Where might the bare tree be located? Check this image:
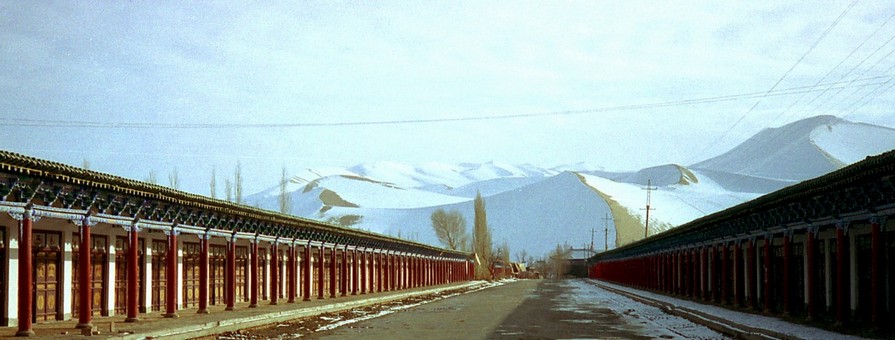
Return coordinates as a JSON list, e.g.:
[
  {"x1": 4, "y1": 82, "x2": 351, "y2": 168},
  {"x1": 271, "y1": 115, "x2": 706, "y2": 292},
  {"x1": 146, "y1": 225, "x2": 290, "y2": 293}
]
[
  {"x1": 515, "y1": 249, "x2": 529, "y2": 264},
  {"x1": 210, "y1": 166, "x2": 217, "y2": 199},
  {"x1": 82, "y1": 158, "x2": 90, "y2": 170},
  {"x1": 147, "y1": 170, "x2": 158, "y2": 185},
  {"x1": 168, "y1": 167, "x2": 179, "y2": 190},
  {"x1": 430, "y1": 209, "x2": 469, "y2": 251},
  {"x1": 278, "y1": 165, "x2": 292, "y2": 214},
  {"x1": 234, "y1": 160, "x2": 243, "y2": 204},
  {"x1": 225, "y1": 178, "x2": 233, "y2": 202},
  {"x1": 473, "y1": 192, "x2": 492, "y2": 280}
]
